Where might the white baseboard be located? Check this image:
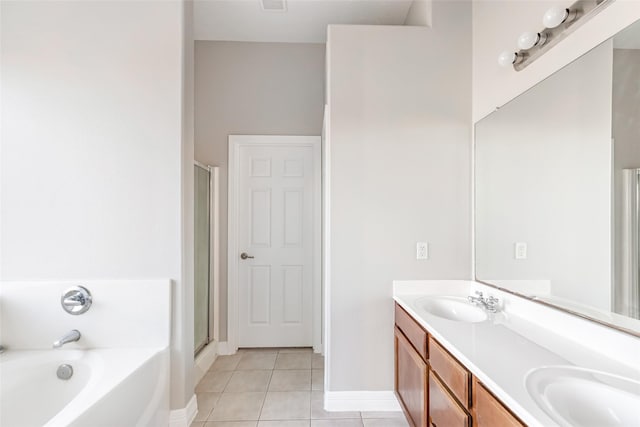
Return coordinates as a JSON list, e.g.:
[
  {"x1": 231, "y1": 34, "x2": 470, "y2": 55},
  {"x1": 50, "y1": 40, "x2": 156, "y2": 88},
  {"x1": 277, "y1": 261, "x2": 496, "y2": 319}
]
[
  {"x1": 216, "y1": 341, "x2": 235, "y2": 355},
  {"x1": 194, "y1": 342, "x2": 218, "y2": 385},
  {"x1": 169, "y1": 394, "x2": 198, "y2": 427},
  {"x1": 324, "y1": 391, "x2": 401, "y2": 412}
]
